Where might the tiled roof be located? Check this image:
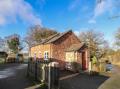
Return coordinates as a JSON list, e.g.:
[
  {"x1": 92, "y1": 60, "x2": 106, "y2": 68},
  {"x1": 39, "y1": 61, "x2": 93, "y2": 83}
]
[
  {"x1": 31, "y1": 30, "x2": 74, "y2": 47},
  {"x1": 65, "y1": 43, "x2": 85, "y2": 52},
  {"x1": 43, "y1": 33, "x2": 60, "y2": 44},
  {"x1": 31, "y1": 30, "x2": 82, "y2": 48},
  {"x1": 44, "y1": 30, "x2": 72, "y2": 44}
]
